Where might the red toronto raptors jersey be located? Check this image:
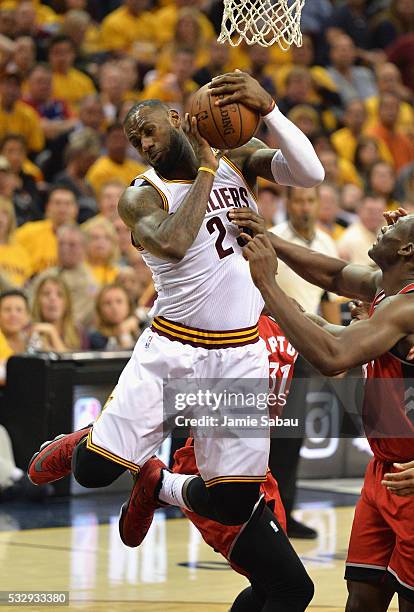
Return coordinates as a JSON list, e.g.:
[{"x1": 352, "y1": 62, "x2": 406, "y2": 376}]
[
  {"x1": 364, "y1": 283, "x2": 414, "y2": 462},
  {"x1": 258, "y1": 314, "x2": 298, "y2": 415}
]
